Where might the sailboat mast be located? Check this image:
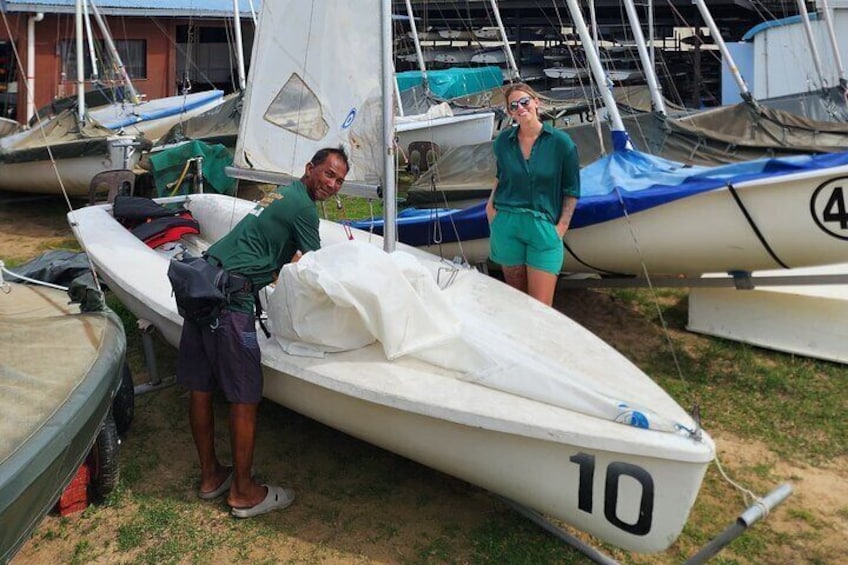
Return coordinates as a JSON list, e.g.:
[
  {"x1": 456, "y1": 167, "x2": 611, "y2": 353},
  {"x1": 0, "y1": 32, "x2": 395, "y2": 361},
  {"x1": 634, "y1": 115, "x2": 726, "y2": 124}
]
[
  {"x1": 82, "y1": 0, "x2": 99, "y2": 81},
  {"x1": 403, "y1": 0, "x2": 429, "y2": 93},
  {"x1": 795, "y1": 0, "x2": 827, "y2": 89},
  {"x1": 489, "y1": 0, "x2": 519, "y2": 81},
  {"x1": 622, "y1": 0, "x2": 666, "y2": 115},
  {"x1": 818, "y1": 0, "x2": 847, "y2": 90},
  {"x1": 381, "y1": 0, "x2": 397, "y2": 252},
  {"x1": 89, "y1": 0, "x2": 140, "y2": 103},
  {"x1": 691, "y1": 0, "x2": 758, "y2": 109},
  {"x1": 232, "y1": 0, "x2": 247, "y2": 91},
  {"x1": 75, "y1": 0, "x2": 85, "y2": 122},
  {"x1": 562, "y1": 0, "x2": 629, "y2": 148}
]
